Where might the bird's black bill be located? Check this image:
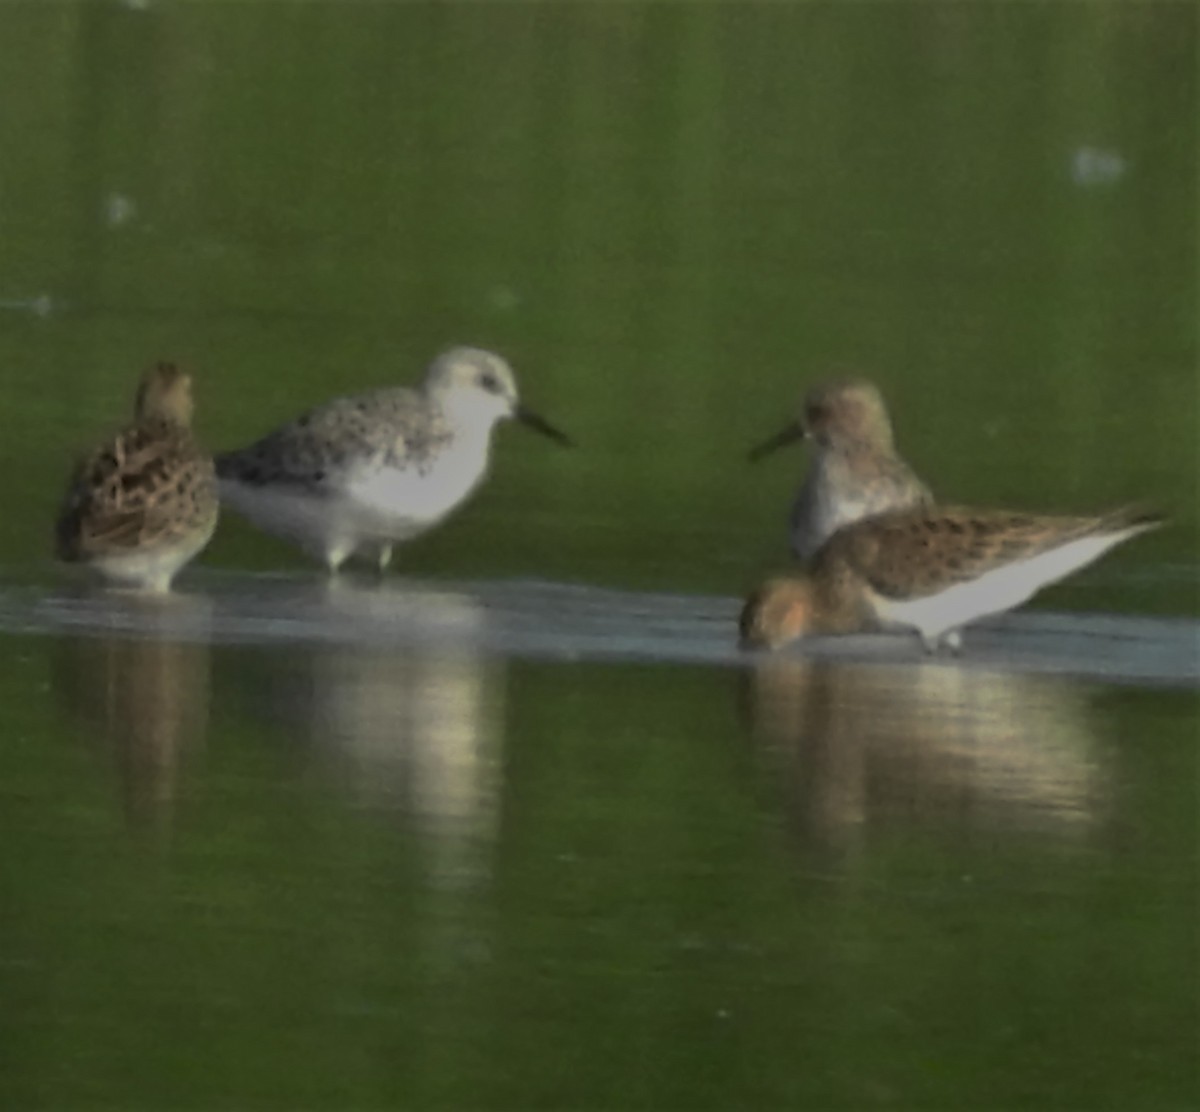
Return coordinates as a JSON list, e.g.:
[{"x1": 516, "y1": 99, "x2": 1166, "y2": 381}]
[
  {"x1": 747, "y1": 421, "x2": 806, "y2": 462},
  {"x1": 516, "y1": 405, "x2": 573, "y2": 447}
]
